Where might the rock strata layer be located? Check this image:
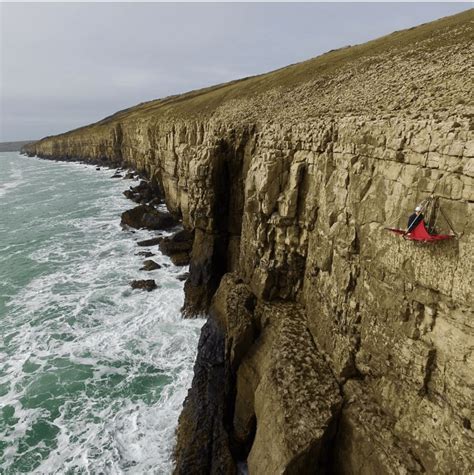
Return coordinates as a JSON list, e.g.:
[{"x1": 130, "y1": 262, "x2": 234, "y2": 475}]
[{"x1": 24, "y1": 10, "x2": 474, "y2": 474}]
